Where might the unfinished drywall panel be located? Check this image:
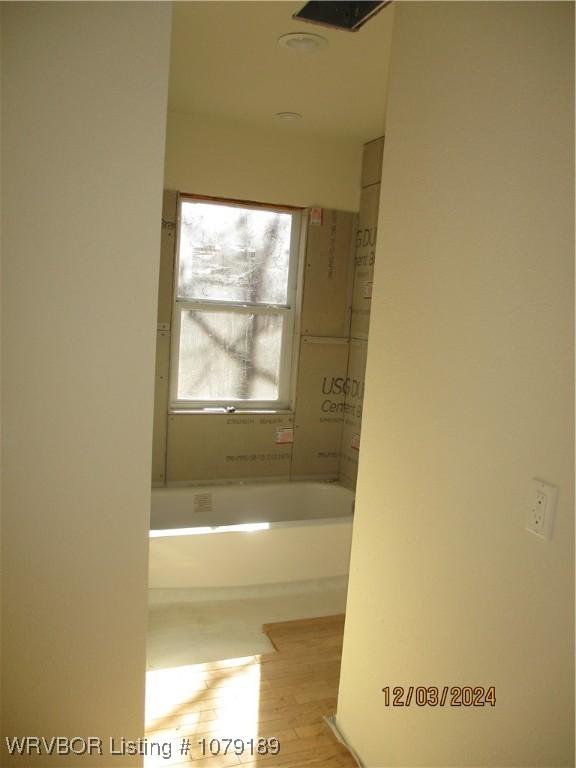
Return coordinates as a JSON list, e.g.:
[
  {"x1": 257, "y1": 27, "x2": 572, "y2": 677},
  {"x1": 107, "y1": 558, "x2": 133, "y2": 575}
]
[
  {"x1": 152, "y1": 189, "x2": 176, "y2": 484},
  {"x1": 350, "y1": 180, "x2": 381, "y2": 340},
  {"x1": 335, "y1": 140, "x2": 383, "y2": 488},
  {"x1": 339, "y1": 339, "x2": 368, "y2": 488},
  {"x1": 166, "y1": 413, "x2": 294, "y2": 483},
  {"x1": 291, "y1": 337, "x2": 349, "y2": 478},
  {"x1": 157, "y1": 189, "x2": 177, "y2": 329},
  {"x1": 300, "y1": 209, "x2": 355, "y2": 338},
  {"x1": 337, "y1": 3, "x2": 574, "y2": 766},
  {"x1": 152, "y1": 330, "x2": 170, "y2": 485},
  {"x1": 361, "y1": 137, "x2": 385, "y2": 187}
]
